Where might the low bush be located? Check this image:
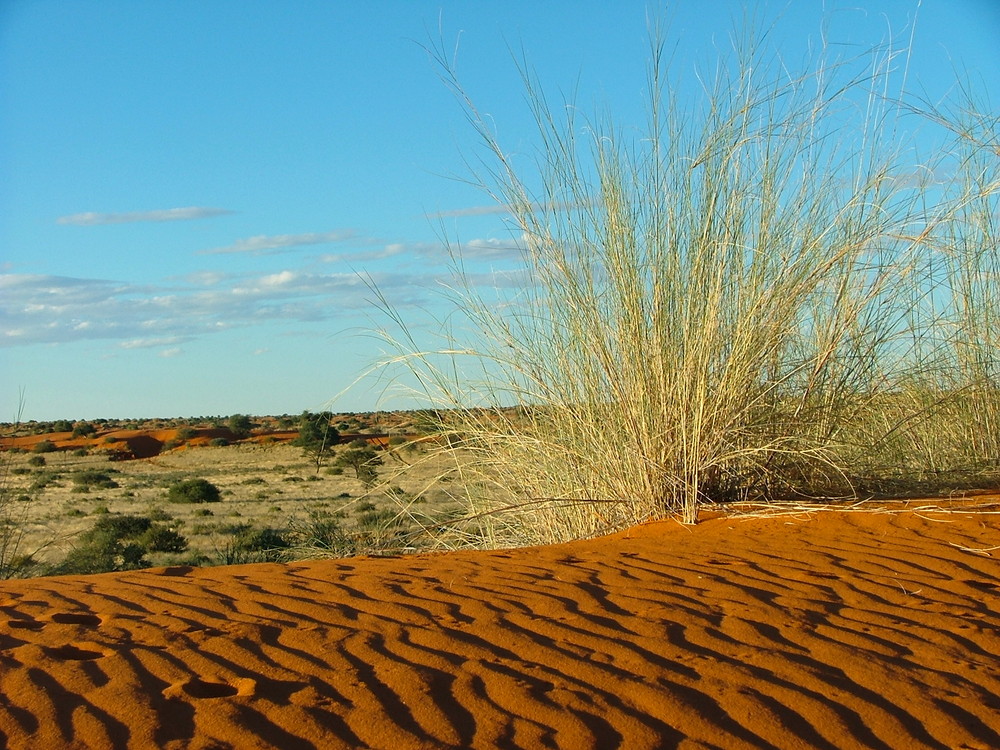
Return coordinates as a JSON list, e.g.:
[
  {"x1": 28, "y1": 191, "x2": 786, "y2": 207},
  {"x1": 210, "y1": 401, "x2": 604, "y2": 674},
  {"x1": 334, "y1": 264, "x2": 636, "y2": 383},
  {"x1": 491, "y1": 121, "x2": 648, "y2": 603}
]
[
  {"x1": 167, "y1": 478, "x2": 221, "y2": 504},
  {"x1": 72, "y1": 469, "x2": 119, "y2": 489},
  {"x1": 215, "y1": 525, "x2": 289, "y2": 565},
  {"x1": 56, "y1": 514, "x2": 189, "y2": 575}
]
